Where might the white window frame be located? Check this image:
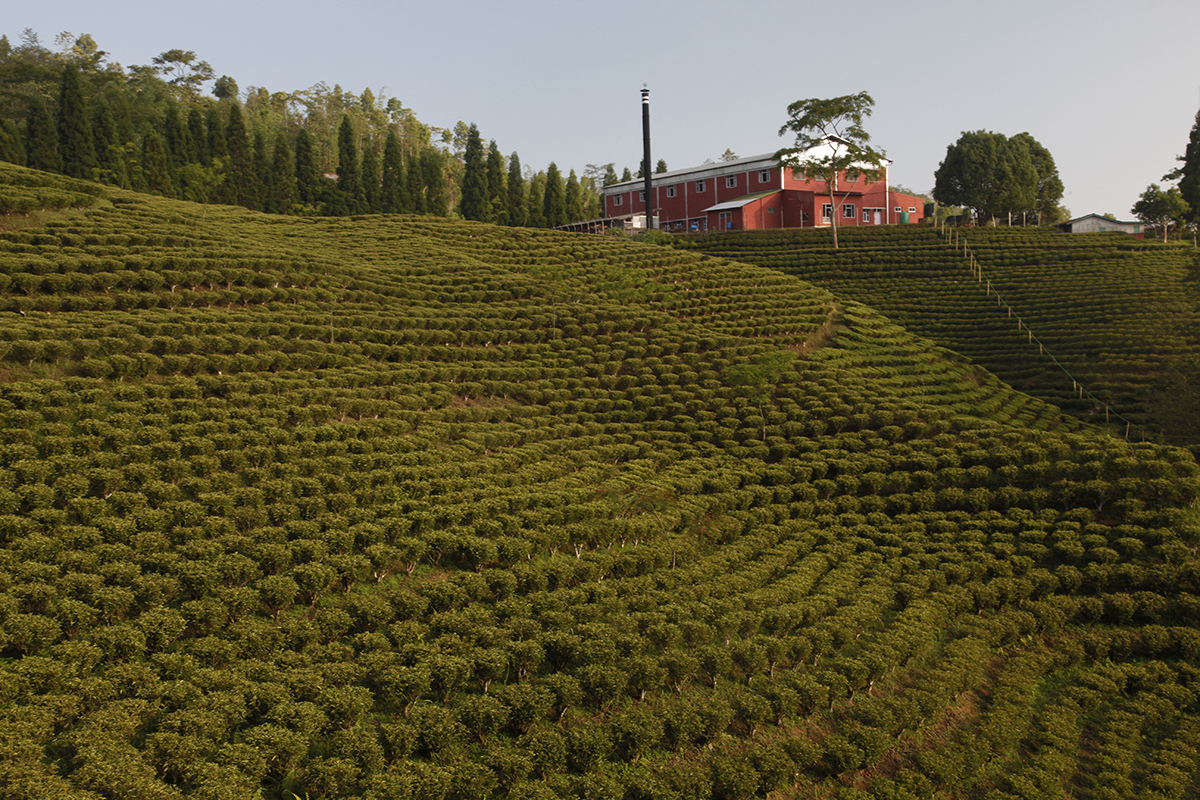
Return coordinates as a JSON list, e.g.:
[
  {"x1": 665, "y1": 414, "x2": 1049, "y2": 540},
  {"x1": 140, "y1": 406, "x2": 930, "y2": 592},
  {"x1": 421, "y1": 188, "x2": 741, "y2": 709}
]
[
  {"x1": 639, "y1": 190, "x2": 646, "y2": 202},
  {"x1": 613, "y1": 195, "x2": 623, "y2": 207},
  {"x1": 665, "y1": 185, "x2": 676, "y2": 198},
  {"x1": 909, "y1": 207, "x2": 917, "y2": 213},
  {"x1": 863, "y1": 209, "x2": 871, "y2": 222},
  {"x1": 758, "y1": 169, "x2": 771, "y2": 183},
  {"x1": 695, "y1": 180, "x2": 706, "y2": 193},
  {"x1": 844, "y1": 203, "x2": 856, "y2": 219},
  {"x1": 822, "y1": 203, "x2": 832, "y2": 221},
  {"x1": 725, "y1": 176, "x2": 737, "y2": 189}
]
